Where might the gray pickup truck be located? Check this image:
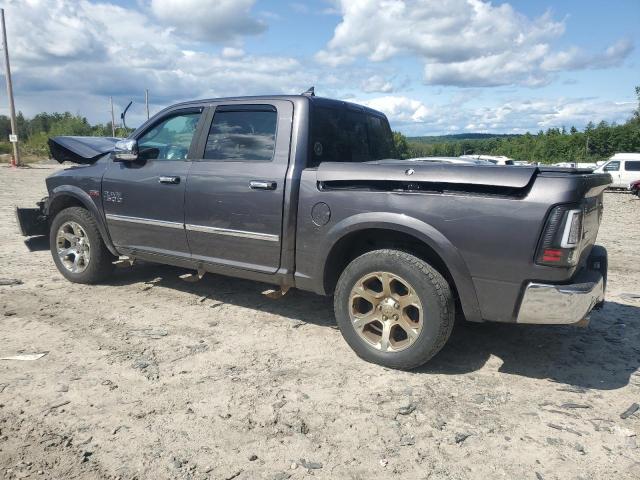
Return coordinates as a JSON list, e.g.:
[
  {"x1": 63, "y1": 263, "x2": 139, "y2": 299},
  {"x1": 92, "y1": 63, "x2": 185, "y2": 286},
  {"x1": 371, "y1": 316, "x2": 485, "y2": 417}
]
[{"x1": 16, "y1": 94, "x2": 611, "y2": 369}]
